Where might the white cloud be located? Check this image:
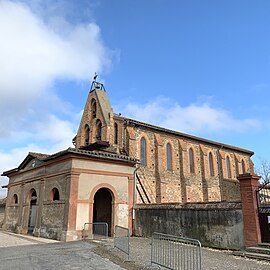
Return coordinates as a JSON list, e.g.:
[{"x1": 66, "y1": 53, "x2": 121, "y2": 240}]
[
  {"x1": 0, "y1": 0, "x2": 112, "y2": 139},
  {"x1": 0, "y1": 111, "x2": 77, "y2": 198},
  {"x1": 120, "y1": 97, "x2": 261, "y2": 134},
  {"x1": 0, "y1": 0, "x2": 113, "y2": 198}
]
